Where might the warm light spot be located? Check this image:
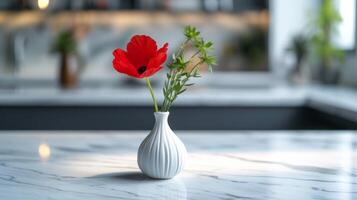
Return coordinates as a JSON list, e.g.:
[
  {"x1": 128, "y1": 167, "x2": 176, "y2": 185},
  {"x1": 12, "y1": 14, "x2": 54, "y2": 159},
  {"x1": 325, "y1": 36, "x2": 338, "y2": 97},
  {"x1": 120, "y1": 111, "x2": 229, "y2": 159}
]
[
  {"x1": 38, "y1": 0, "x2": 49, "y2": 10},
  {"x1": 38, "y1": 143, "x2": 51, "y2": 160}
]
